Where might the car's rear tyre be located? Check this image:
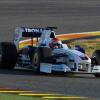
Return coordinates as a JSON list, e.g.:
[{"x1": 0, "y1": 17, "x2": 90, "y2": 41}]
[
  {"x1": 0, "y1": 42, "x2": 17, "y2": 69},
  {"x1": 92, "y1": 50, "x2": 100, "y2": 65}
]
